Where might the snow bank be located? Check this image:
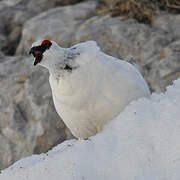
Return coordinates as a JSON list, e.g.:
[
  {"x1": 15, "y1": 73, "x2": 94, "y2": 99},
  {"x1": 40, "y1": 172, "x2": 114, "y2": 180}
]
[{"x1": 1, "y1": 79, "x2": 180, "y2": 180}]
